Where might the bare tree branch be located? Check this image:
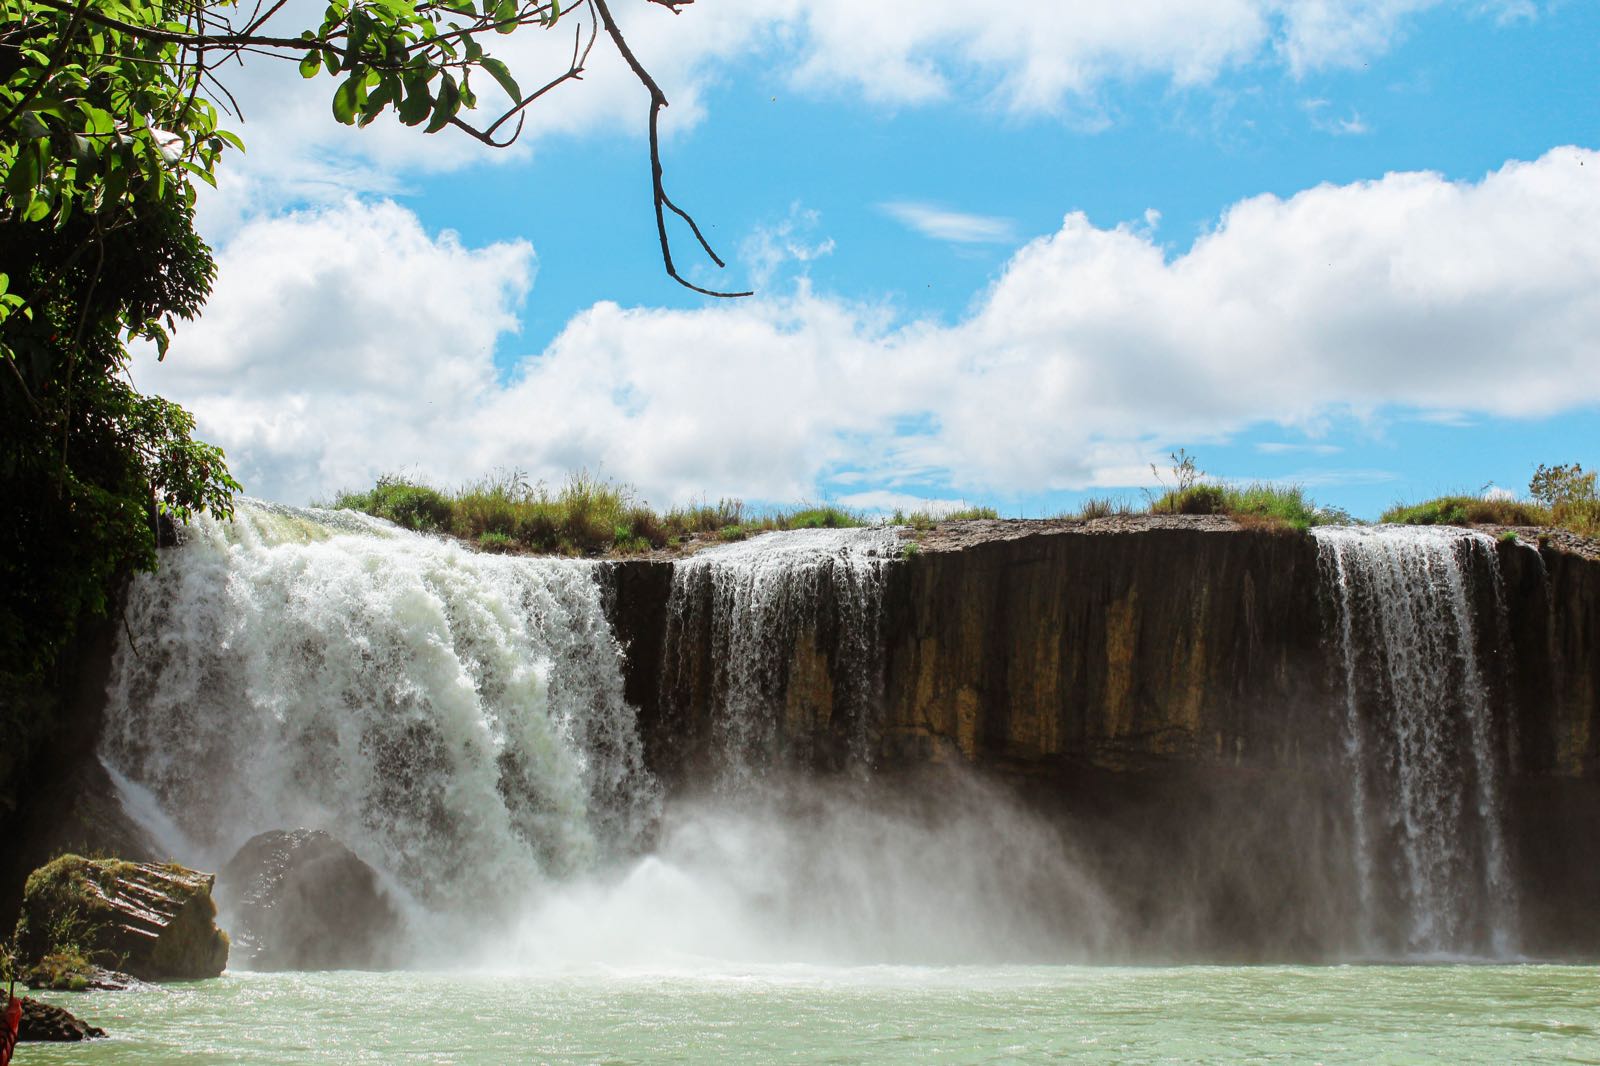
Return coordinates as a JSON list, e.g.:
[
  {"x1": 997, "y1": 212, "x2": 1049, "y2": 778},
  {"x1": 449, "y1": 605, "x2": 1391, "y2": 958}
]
[{"x1": 592, "y1": 0, "x2": 750, "y2": 297}]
